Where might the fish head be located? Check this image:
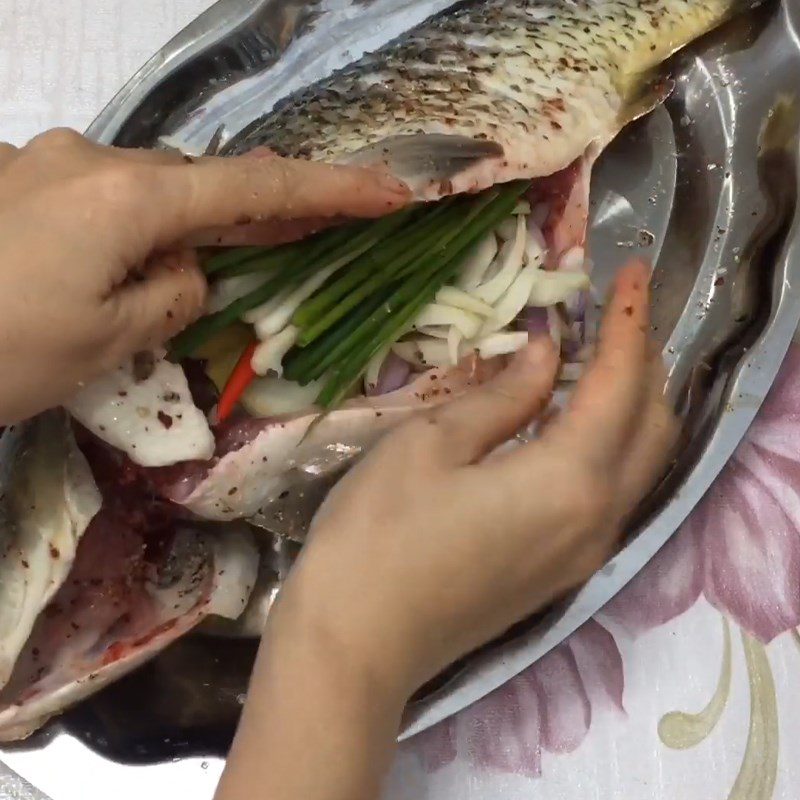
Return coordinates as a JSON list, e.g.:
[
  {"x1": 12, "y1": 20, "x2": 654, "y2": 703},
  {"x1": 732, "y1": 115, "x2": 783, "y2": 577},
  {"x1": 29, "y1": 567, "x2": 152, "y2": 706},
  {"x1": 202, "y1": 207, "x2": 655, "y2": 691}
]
[{"x1": 0, "y1": 429, "x2": 259, "y2": 742}]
